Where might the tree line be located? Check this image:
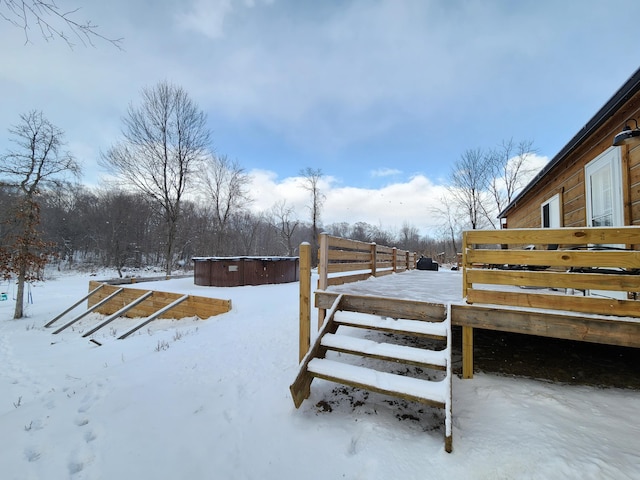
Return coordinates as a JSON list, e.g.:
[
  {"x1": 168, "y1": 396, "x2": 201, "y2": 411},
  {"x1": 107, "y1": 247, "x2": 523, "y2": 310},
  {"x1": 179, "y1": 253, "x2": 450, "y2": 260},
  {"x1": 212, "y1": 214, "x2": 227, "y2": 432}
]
[{"x1": 0, "y1": 182, "x2": 452, "y2": 271}]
